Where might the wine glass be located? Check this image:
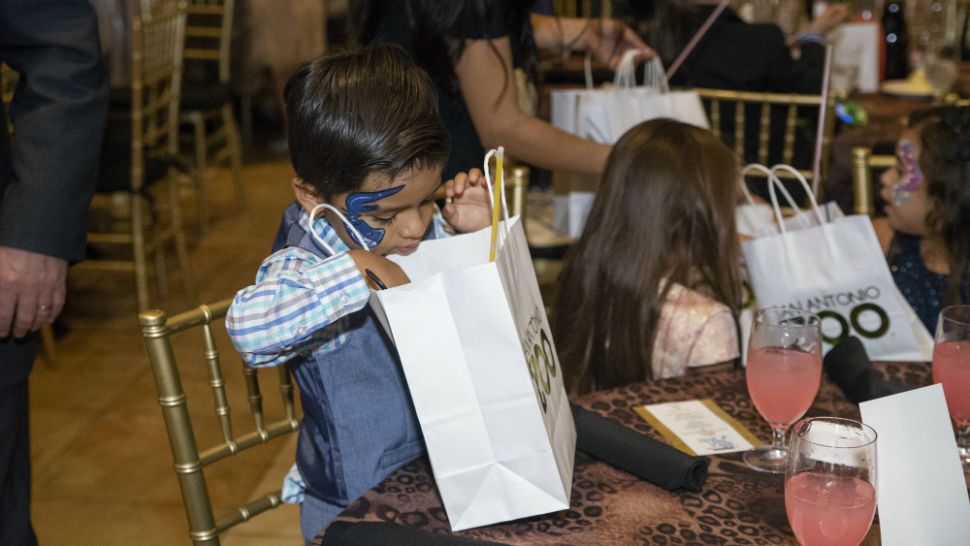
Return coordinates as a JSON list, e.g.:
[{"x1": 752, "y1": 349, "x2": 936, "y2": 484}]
[
  {"x1": 744, "y1": 307, "x2": 823, "y2": 473},
  {"x1": 923, "y1": 42, "x2": 960, "y2": 99},
  {"x1": 786, "y1": 417, "x2": 878, "y2": 546},
  {"x1": 932, "y1": 304, "x2": 970, "y2": 471}
]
